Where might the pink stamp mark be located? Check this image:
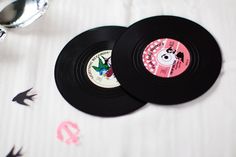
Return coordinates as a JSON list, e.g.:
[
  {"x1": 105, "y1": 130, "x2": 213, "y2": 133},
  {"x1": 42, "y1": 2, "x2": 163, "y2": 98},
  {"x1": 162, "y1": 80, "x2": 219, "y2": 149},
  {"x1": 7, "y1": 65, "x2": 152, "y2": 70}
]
[{"x1": 57, "y1": 121, "x2": 80, "y2": 145}]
